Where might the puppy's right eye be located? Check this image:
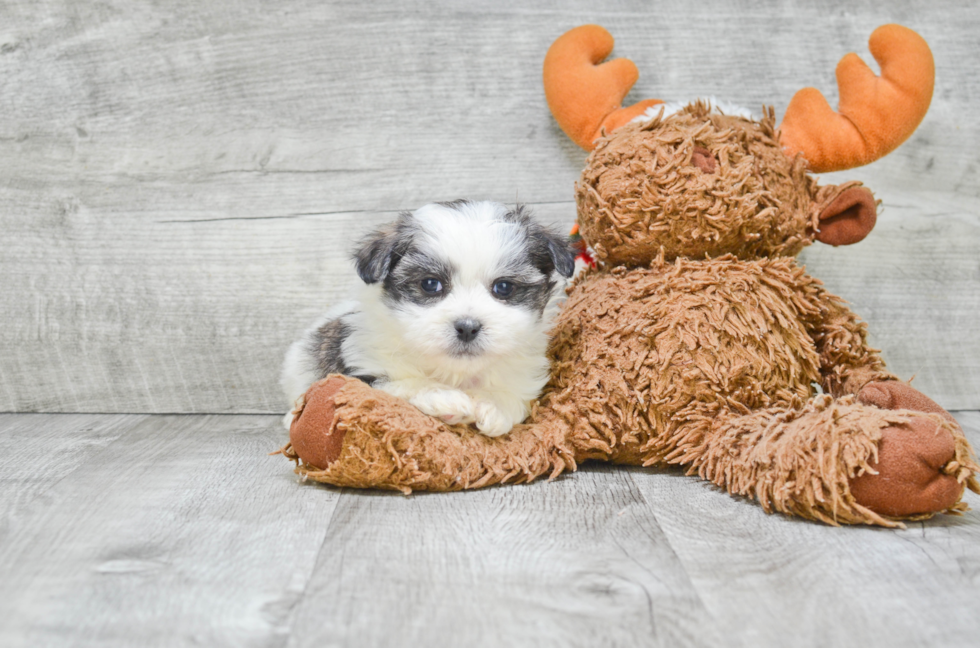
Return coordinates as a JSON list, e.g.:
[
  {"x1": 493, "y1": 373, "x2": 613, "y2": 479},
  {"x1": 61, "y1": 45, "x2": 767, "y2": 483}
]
[
  {"x1": 492, "y1": 280, "x2": 515, "y2": 298},
  {"x1": 420, "y1": 278, "x2": 443, "y2": 294}
]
